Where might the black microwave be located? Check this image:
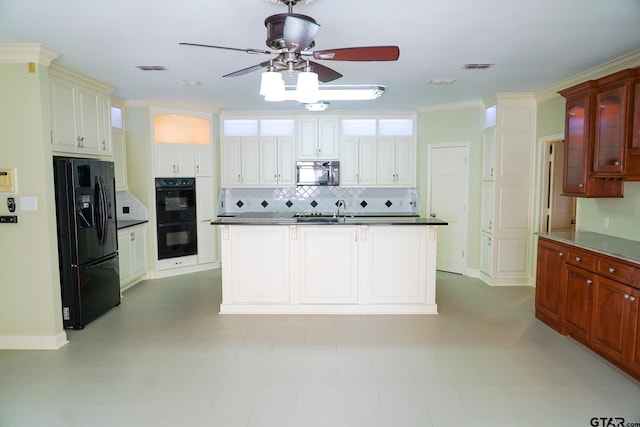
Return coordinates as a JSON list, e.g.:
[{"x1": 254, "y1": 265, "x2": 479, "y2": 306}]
[{"x1": 296, "y1": 161, "x2": 340, "y2": 186}]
